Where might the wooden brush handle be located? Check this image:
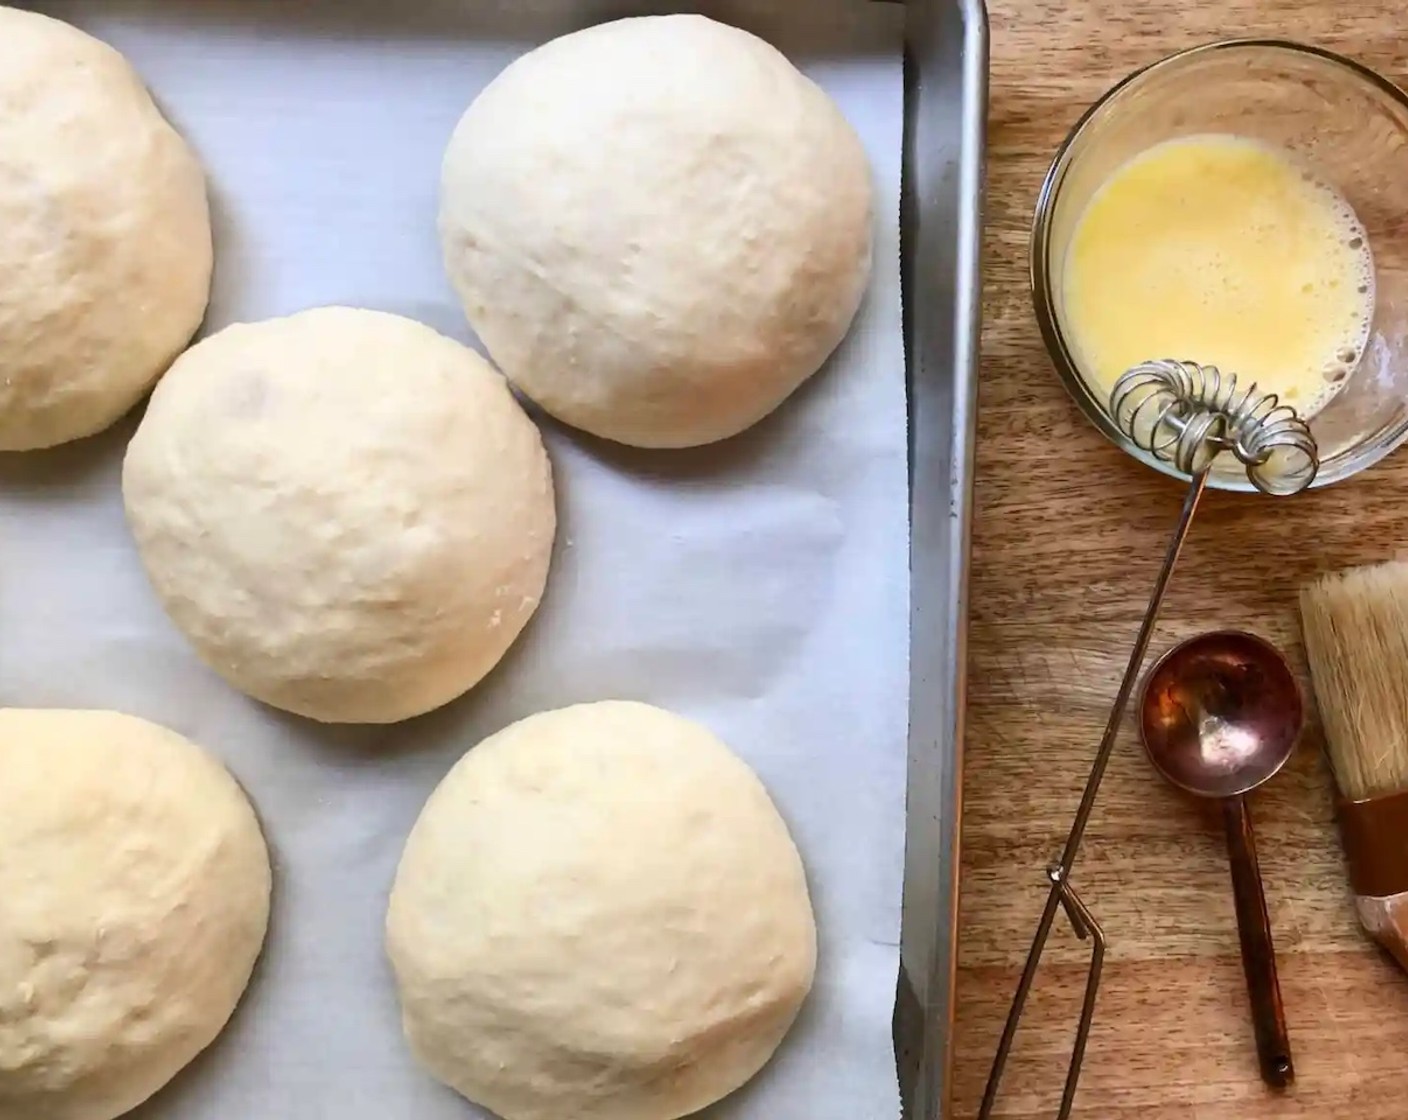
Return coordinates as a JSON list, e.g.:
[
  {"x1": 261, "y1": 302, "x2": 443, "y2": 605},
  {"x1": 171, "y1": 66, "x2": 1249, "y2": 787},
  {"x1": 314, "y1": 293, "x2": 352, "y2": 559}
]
[
  {"x1": 1223, "y1": 796, "x2": 1294, "y2": 1089},
  {"x1": 1336, "y1": 792, "x2": 1408, "y2": 972},
  {"x1": 1355, "y1": 894, "x2": 1408, "y2": 973}
]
